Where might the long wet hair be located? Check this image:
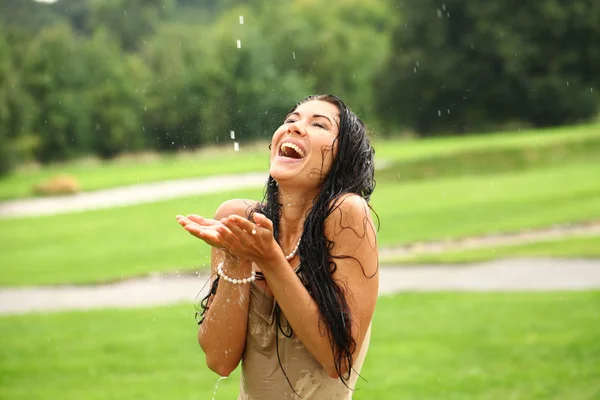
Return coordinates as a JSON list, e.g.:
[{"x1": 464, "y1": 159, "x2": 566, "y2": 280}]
[{"x1": 197, "y1": 94, "x2": 377, "y2": 387}]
